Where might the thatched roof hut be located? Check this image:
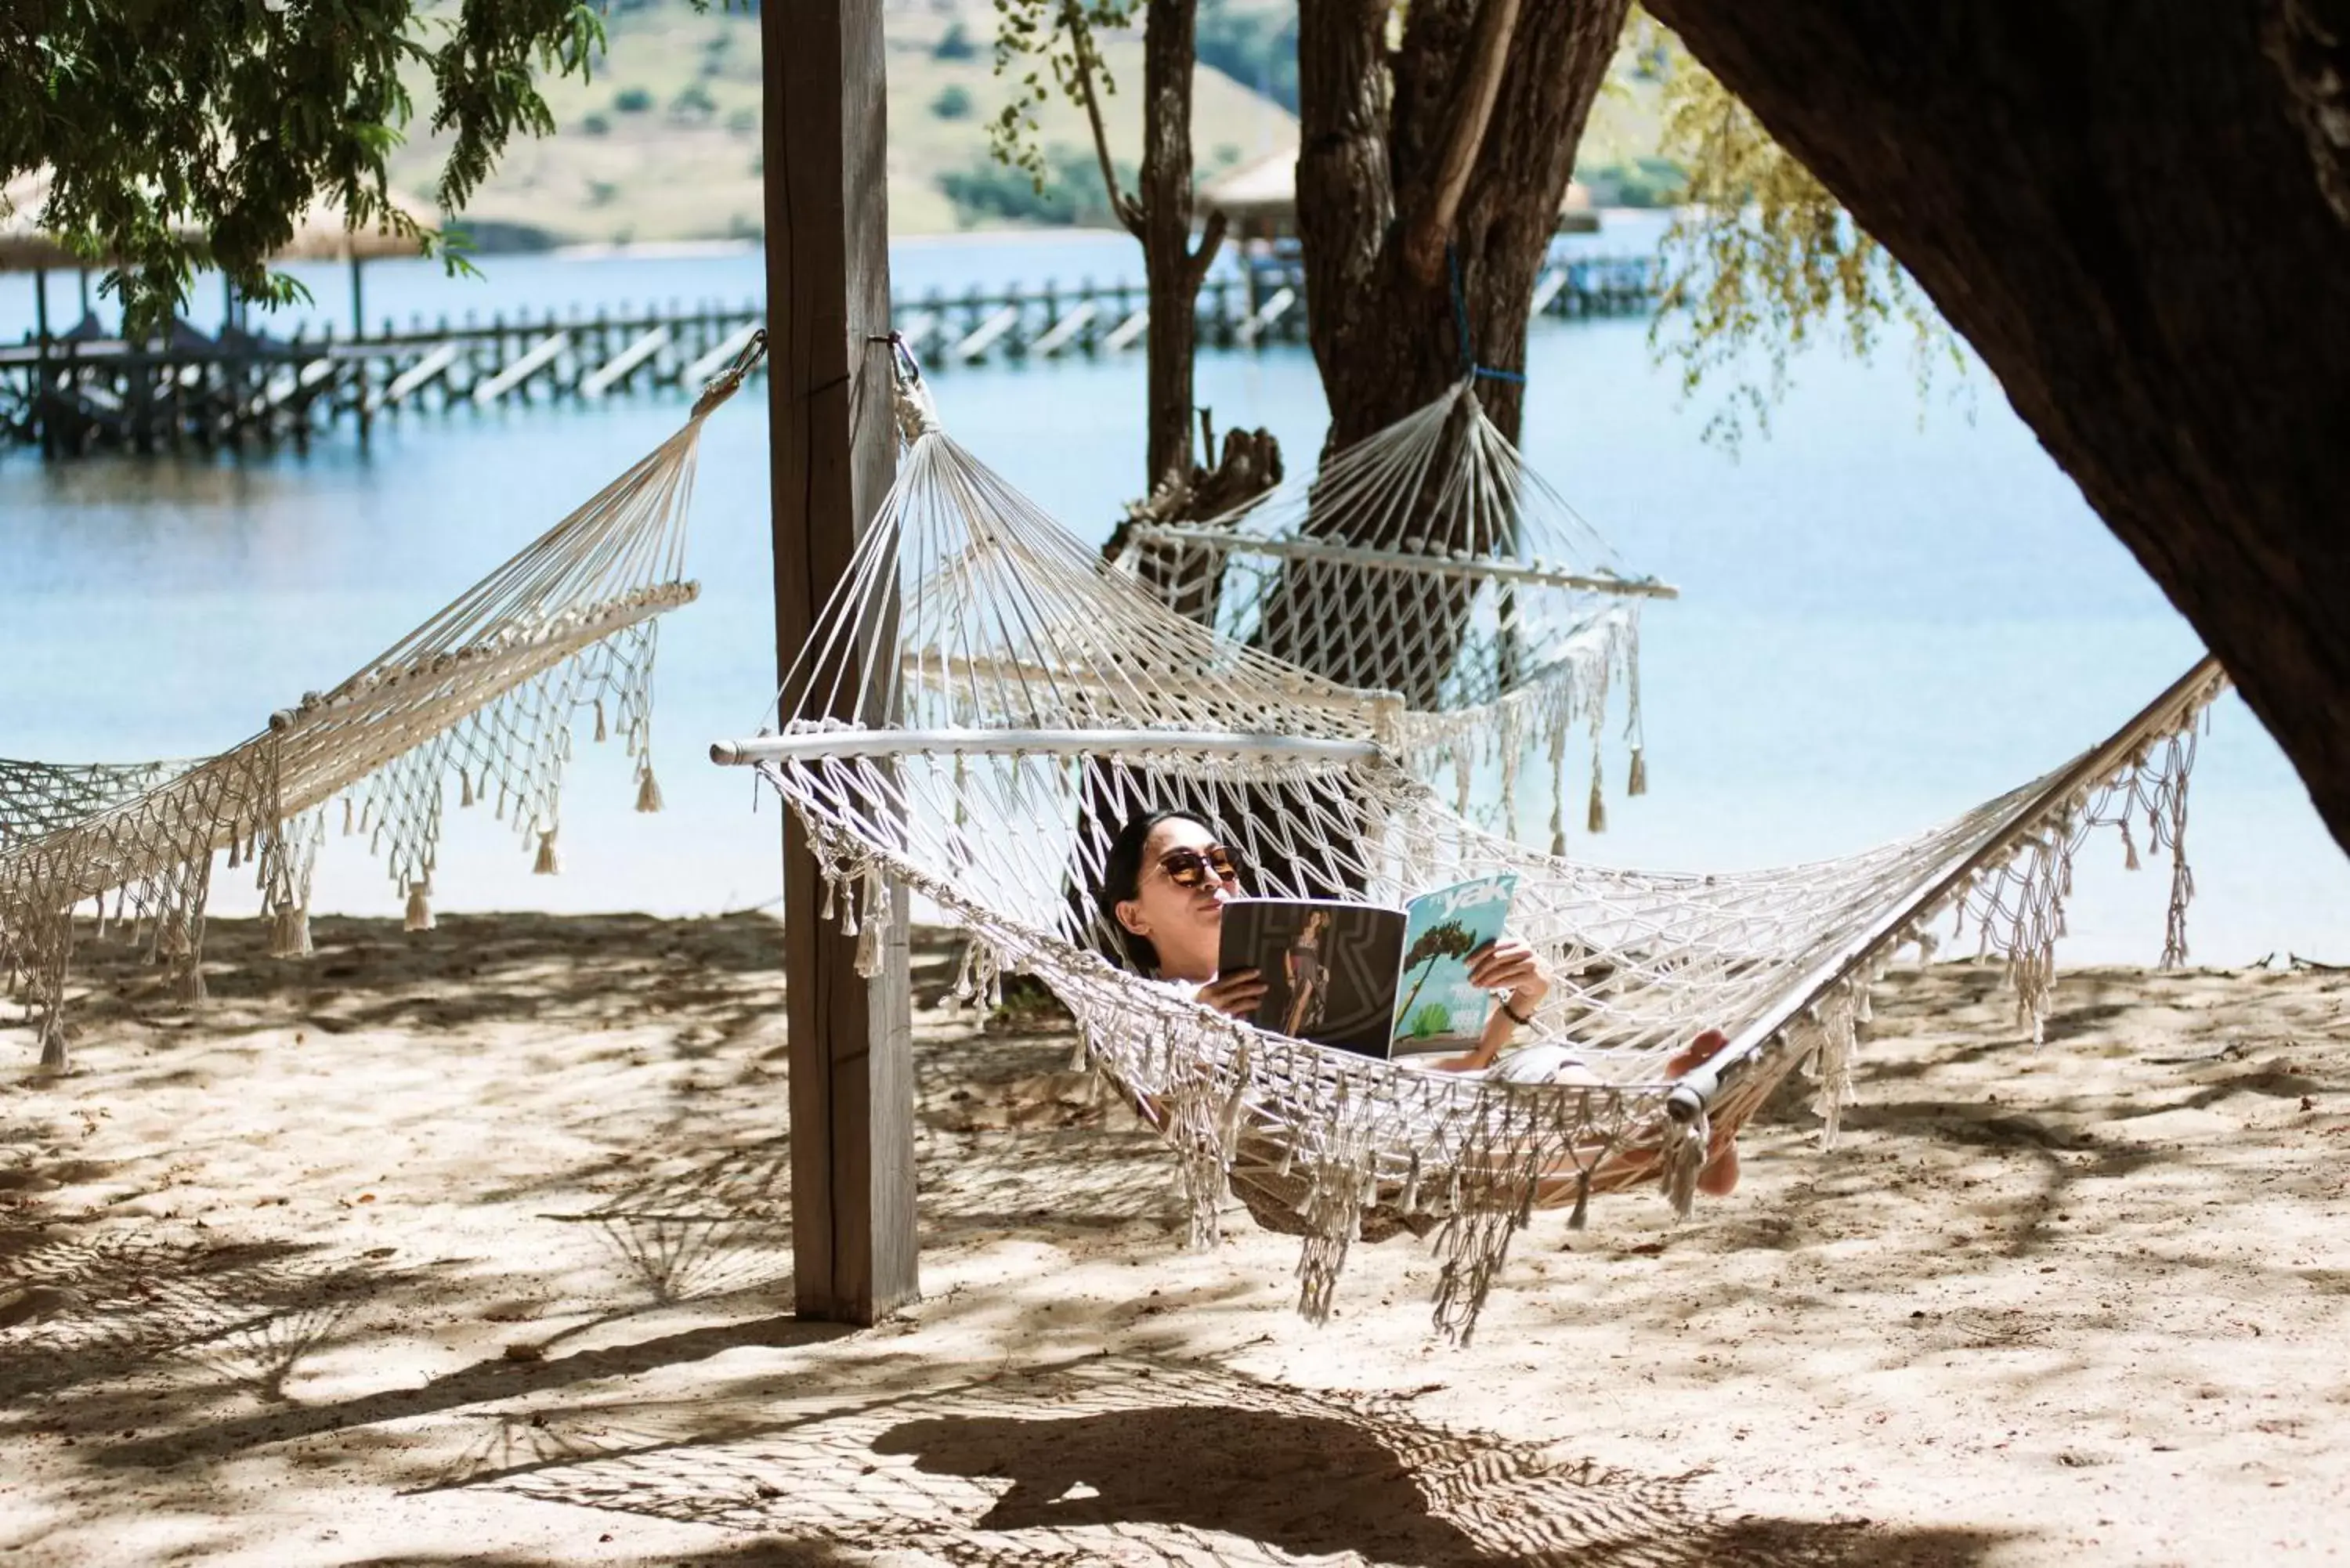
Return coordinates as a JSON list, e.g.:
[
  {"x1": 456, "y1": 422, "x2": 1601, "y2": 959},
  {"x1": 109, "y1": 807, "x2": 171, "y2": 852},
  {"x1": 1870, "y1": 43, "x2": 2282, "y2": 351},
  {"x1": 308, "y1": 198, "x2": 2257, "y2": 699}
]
[{"x1": 1198, "y1": 150, "x2": 1599, "y2": 237}]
